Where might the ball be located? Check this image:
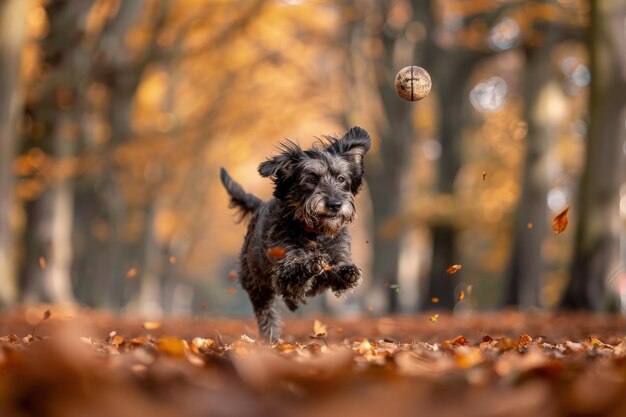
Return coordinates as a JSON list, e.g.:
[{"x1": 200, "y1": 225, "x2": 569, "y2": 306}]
[{"x1": 394, "y1": 66, "x2": 432, "y2": 101}]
